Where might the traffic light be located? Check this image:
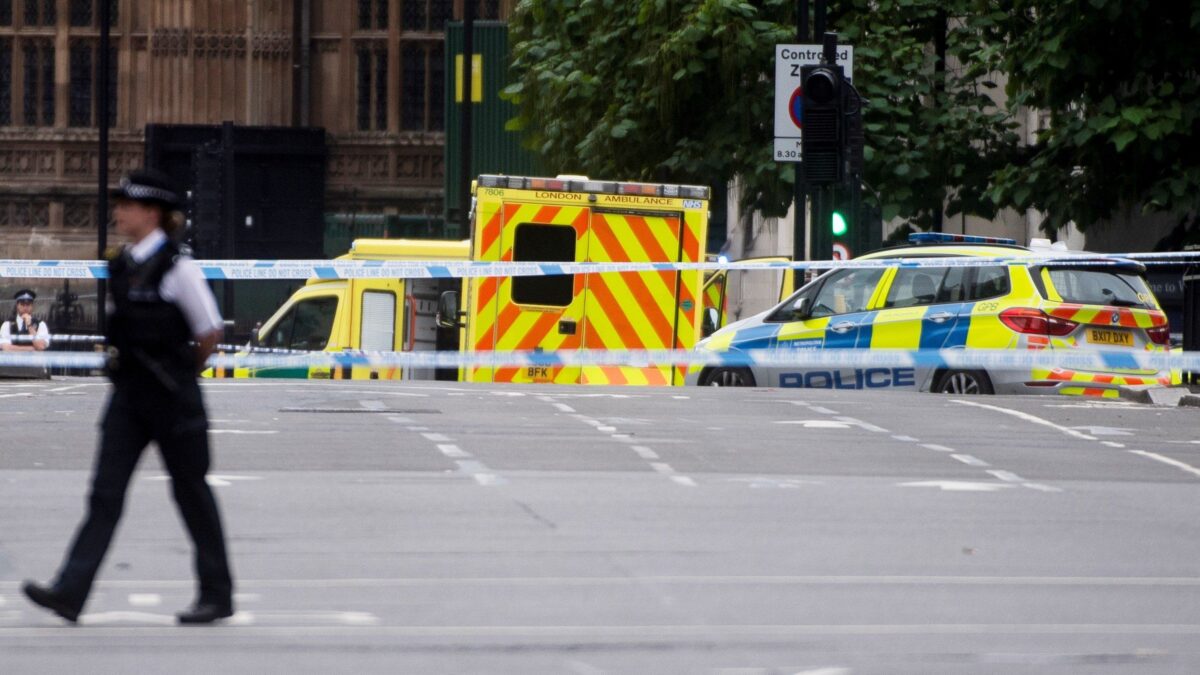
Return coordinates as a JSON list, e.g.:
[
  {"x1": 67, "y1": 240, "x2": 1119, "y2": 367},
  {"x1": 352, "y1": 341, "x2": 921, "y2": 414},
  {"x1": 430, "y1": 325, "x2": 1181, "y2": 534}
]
[
  {"x1": 800, "y1": 64, "x2": 845, "y2": 186},
  {"x1": 830, "y1": 209, "x2": 848, "y2": 237}
]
